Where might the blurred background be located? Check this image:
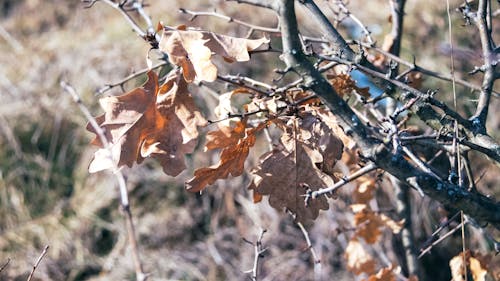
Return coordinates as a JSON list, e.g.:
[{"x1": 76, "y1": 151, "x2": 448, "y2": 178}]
[{"x1": 0, "y1": 0, "x2": 498, "y2": 280}]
